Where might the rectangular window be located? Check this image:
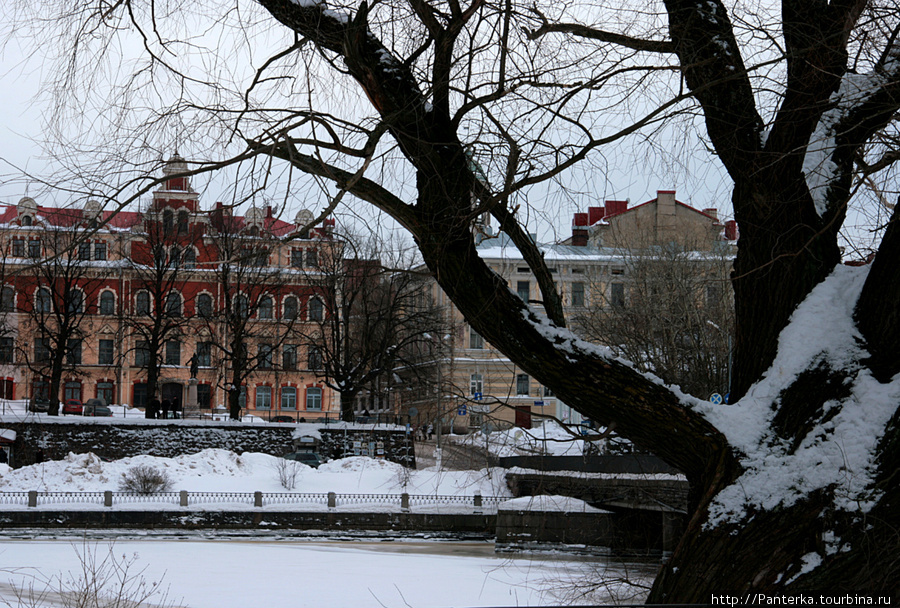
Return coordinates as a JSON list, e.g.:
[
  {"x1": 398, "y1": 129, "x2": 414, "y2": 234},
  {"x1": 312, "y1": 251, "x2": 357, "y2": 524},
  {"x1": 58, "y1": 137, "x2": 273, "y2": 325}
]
[
  {"x1": 33, "y1": 380, "x2": 49, "y2": 400},
  {"x1": 705, "y1": 283, "x2": 722, "y2": 309},
  {"x1": 516, "y1": 281, "x2": 530, "y2": 302},
  {"x1": 197, "y1": 342, "x2": 212, "y2": 367},
  {"x1": 290, "y1": 249, "x2": 303, "y2": 268},
  {"x1": 610, "y1": 283, "x2": 625, "y2": 308},
  {"x1": 98, "y1": 339, "x2": 114, "y2": 365},
  {"x1": 135, "y1": 341, "x2": 149, "y2": 367},
  {"x1": 133, "y1": 383, "x2": 147, "y2": 409},
  {"x1": 165, "y1": 341, "x2": 181, "y2": 366},
  {"x1": 469, "y1": 328, "x2": 484, "y2": 350},
  {"x1": 256, "y1": 386, "x2": 272, "y2": 409},
  {"x1": 35, "y1": 338, "x2": 50, "y2": 362},
  {"x1": 28, "y1": 240, "x2": 41, "y2": 259},
  {"x1": 94, "y1": 242, "x2": 107, "y2": 261},
  {"x1": 12, "y1": 239, "x2": 25, "y2": 257},
  {"x1": 281, "y1": 387, "x2": 297, "y2": 410},
  {"x1": 306, "y1": 387, "x2": 322, "y2": 411},
  {"x1": 0, "y1": 337, "x2": 13, "y2": 364},
  {"x1": 259, "y1": 344, "x2": 273, "y2": 369},
  {"x1": 64, "y1": 381, "x2": 81, "y2": 402},
  {"x1": 306, "y1": 249, "x2": 318, "y2": 268},
  {"x1": 97, "y1": 381, "x2": 114, "y2": 404},
  {"x1": 543, "y1": 385, "x2": 555, "y2": 398},
  {"x1": 470, "y1": 373, "x2": 483, "y2": 396},
  {"x1": 571, "y1": 282, "x2": 585, "y2": 307},
  {"x1": 197, "y1": 384, "x2": 211, "y2": 409},
  {"x1": 78, "y1": 243, "x2": 91, "y2": 261},
  {"x1": 308, "y1": 346, "x2": 322, "y2": 370},
  {"x1": 283, "y1": 344, "x2": 297, "y2": 370},
  {"x1": 516, "y1": 373, "x2": 530, "y2": 396},
  {"x1": 66, "y1": 339, "x2": 82, "y2": 365}
]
